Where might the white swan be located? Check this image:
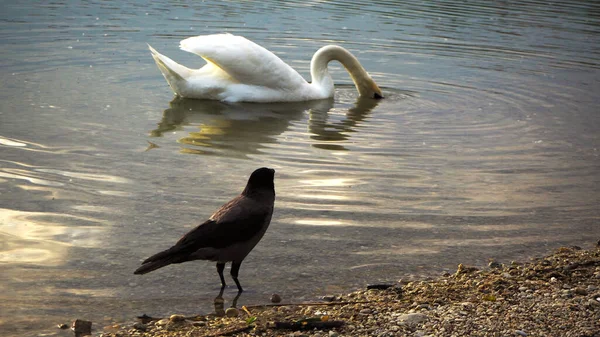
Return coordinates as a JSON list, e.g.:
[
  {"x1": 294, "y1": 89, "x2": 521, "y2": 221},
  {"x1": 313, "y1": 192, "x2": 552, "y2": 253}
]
[{"x1": 148, "y1": 33, "x2": 383, "y2": 103}]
